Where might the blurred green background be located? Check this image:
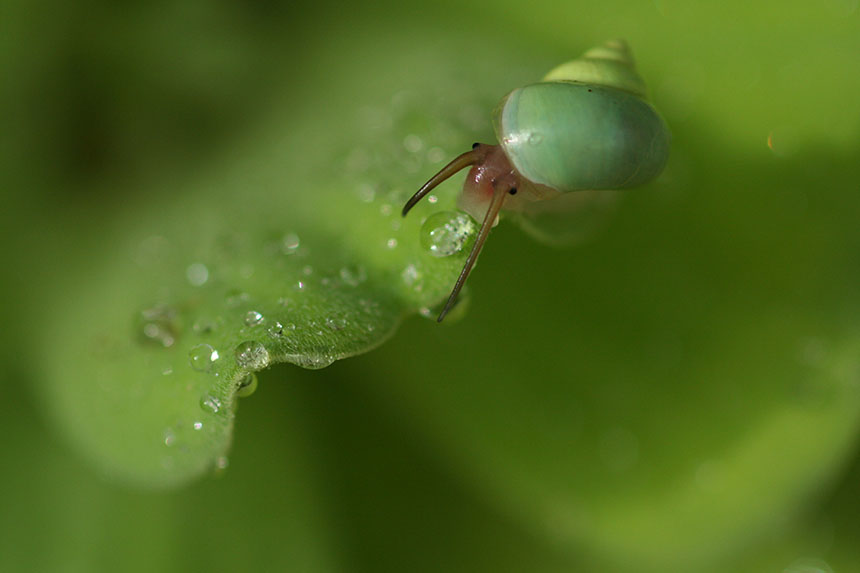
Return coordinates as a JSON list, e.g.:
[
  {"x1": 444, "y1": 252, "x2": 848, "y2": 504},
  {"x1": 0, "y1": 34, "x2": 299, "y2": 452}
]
[{"x1": 2, "y1": 0, "x2": 859, "y2": 571}]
